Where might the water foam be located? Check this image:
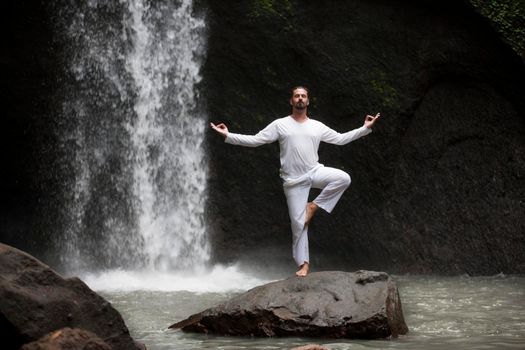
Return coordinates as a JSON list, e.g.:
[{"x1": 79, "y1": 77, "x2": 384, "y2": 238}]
[{"x1": 80, "y1": 264, "x2": 271, "y2": 293}]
